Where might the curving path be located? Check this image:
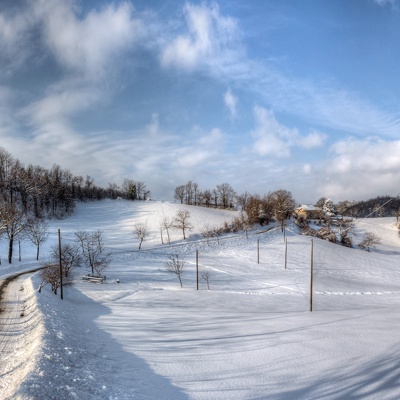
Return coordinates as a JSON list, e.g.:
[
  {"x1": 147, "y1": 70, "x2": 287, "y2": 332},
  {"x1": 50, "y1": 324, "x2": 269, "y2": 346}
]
[{"x1": 0, "y1": 270, "x2": 43, "y2": 399}]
